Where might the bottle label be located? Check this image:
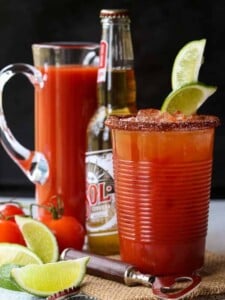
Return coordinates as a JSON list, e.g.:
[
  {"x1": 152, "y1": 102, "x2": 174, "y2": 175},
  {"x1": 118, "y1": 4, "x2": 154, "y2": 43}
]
[
  {"x1": 97, "y1": 40, "x2": 108, "y2": 83},
  {"x1": 86, "y1": 149, "x2": 117, "y2": 236}
]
